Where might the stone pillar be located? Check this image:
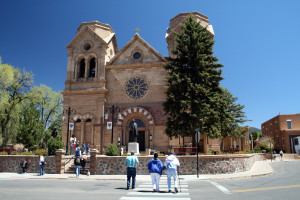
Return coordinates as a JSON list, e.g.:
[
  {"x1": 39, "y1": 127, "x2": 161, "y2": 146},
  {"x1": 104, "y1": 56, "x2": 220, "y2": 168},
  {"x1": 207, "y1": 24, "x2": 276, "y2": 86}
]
[
  {"x1": 55, "y1": 149, "x2": 66, "y2": 174},
  {"x1": 90, "y1": 149, "x2": 99, "y2": 175}
]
